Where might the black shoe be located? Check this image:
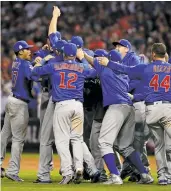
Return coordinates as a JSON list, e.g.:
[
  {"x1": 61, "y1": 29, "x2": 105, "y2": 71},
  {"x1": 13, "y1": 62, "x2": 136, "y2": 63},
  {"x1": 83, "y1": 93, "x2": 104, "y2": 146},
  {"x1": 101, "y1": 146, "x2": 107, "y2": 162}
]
[
  {"x1": 33, "y1": 179, "x2": 52, "y2": 184},
  {"x1": 91, "y1": 171, "x2": 101, "y2": 183},
  {"x1": 120, "y1": 165, "x2": 133, "y2": 180},
  {"x1": 128, "y1": 173, "x2": 141, "y2": 182},
  {"x1": 6, "y1": 173, "x2": 24, "y2": 182},
  {"x1": 83, "y1": 169, "x2": 90, "y2": 180},
  {"x1": 1, "y1": 168, "x2": 5, "y2": 178},
  {"x1": 98, "y1": 170, "x2": 108, "y2": 182},
  {"x1": 73, "y1": 169, "x2": 82, "y2": 184},
  {"x1": 59, "y1": 175, "x2": 72, "y2": 185}
]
